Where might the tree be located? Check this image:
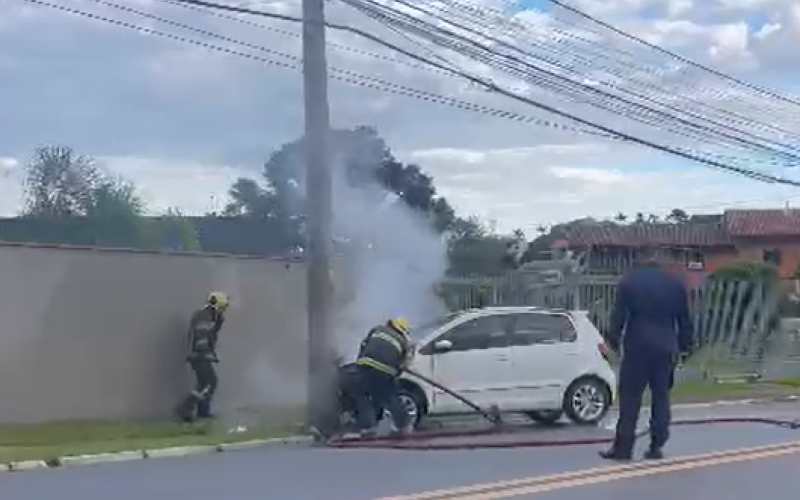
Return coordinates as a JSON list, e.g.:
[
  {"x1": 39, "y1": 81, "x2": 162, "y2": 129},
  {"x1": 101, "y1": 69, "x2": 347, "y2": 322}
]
[
  {"x1": 613, "y1": 212, "x2": 627, "y2": 223},
  {"x1": 666, "y1": 208, "x2": 690, "y2": 223},
  {"x1": 23, "y1": 145, "x2": 101, "y2": 216},
  {"x1": 23, "y1": 146, "x2": 144, "y2": 219},
  {"x1": 222, "y1": 178, "x2": 274, "y2": 217},
  {"x1": 20, "y1": 145, "x2": 148, "y2": 247},
  {"x1": 222, "y1": 126, "x2": 461, "y2": 255}
]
